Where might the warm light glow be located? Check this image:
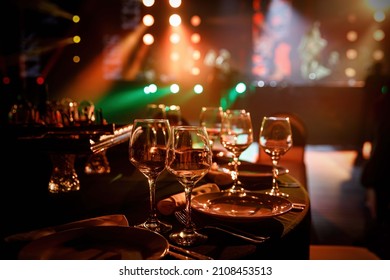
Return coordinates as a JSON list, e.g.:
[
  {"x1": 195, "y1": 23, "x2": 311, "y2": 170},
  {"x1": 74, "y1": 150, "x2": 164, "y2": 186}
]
[
  {"x1": 190, "y1": 33, "x2": 201, "y2": 44},
  {"x1": 143, "y1": 33, "x2": 154, "y2": 45},
  {"x1": 73, "y1": 56, "x2": 80, "y2": 63},
  {"x1": 191, "y1": 15, "x2": 201, "y2": 27},
  {"x1": 345, "y1": 67, "x2": 356, "y2": 78},
  {"x1": 346, "y1": 49, "x2": 358, "y2": 60},
  {"x1": 169, "y1": 33, "x2": 180, "y2": 44},
  {"x1": 73, "y1": 35, "x2": 81, "y2": 43},
  {"x1": 192, "y1": 50, "x2": 201, "y2": 60},
  {"x1": 362, "y1": 141, "x2": 372, "y2": 159},
  {"x1": 346, "y1": 31, "x2": 358, "y2": 42},
  {"x1": 170, "y1": 84, "x2": 180, "y2": 93},
  {"x1": 194, "y1": 84, "x2": 203, "y2": 94},
  {"x1": 373, "y1": 29, "x2": 385, "y2": 41},
  {"x1": 169, "y1": 0, "x2": 182, "y2": 8},
  {"x1": 191, "y1": 67, "x2": 200, "y2": 76},
  {"x1": 169, "y1": 14, "x2": 181, "y2": 27},
  {"x1": 142, "y1": 14, "x2": 154, "y2": 26},
  {"x1": 372, "y1": 49, "x2": 384, "y2": 60},
  {"x1": 72, "y1": 15, "x2": 80, "y2": 23},
  {"x1": 143, "y1": 0, "x2": 155, "y2": 7},
  {"x1": 170, "y1": 51, "x2": 180, "y2": 61}
]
